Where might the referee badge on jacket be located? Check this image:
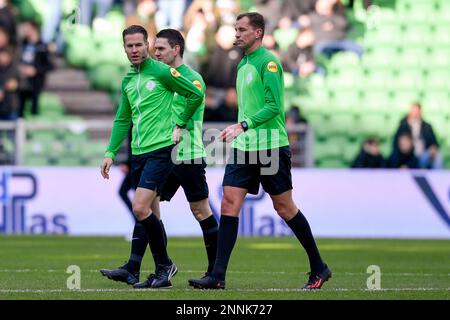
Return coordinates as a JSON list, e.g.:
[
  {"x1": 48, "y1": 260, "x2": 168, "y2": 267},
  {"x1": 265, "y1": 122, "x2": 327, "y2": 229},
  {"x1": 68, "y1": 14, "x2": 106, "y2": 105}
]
[
  {"x1": 170, "y1": 68, "x2": 181, "y2": 77},
  {"x1": 193, "y1": 80, "x2": 203, "y2": 90},
  {"x1": 267, "y1": 61, "x2": 278, "y2": 73}
]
